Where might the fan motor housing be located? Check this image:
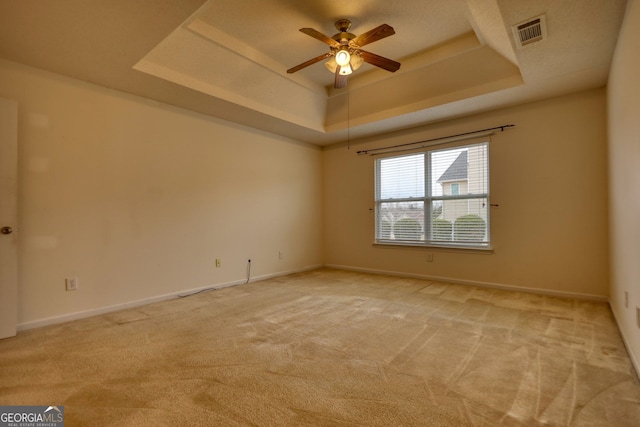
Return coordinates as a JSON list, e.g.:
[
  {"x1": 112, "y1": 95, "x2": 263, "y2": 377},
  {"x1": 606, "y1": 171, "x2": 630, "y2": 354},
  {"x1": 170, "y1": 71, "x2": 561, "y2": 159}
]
[
  {"x1": 333, "y1": 19, "x2": 355, "y2": 45},
  {"x1": 332, "y1": 31, "x2": 355, "y2": 45}
]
